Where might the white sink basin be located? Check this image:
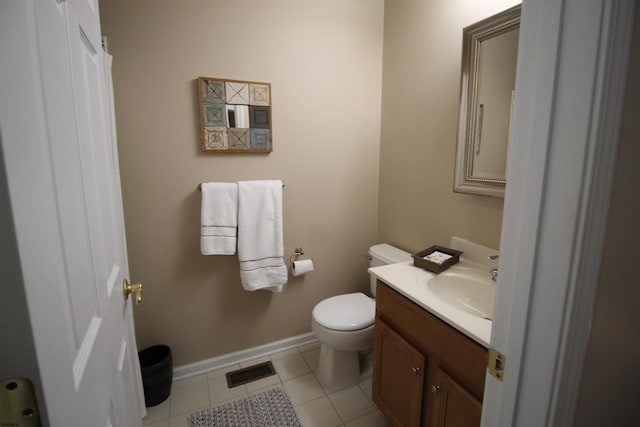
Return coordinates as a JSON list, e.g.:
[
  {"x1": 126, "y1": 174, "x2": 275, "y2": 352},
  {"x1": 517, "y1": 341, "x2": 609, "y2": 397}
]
[{"x1": 426, "y1": 266, "x2": 496, "y2": 320}]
